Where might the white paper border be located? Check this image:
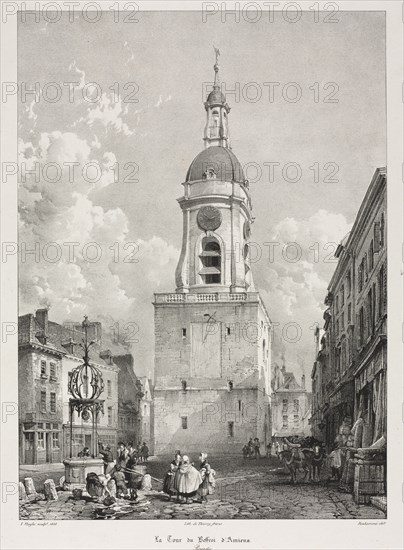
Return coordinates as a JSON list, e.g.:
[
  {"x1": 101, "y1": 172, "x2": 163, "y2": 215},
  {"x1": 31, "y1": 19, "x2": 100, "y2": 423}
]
[{"x1": 1, "y1": 1, "x2": 402, "y2": 549}]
